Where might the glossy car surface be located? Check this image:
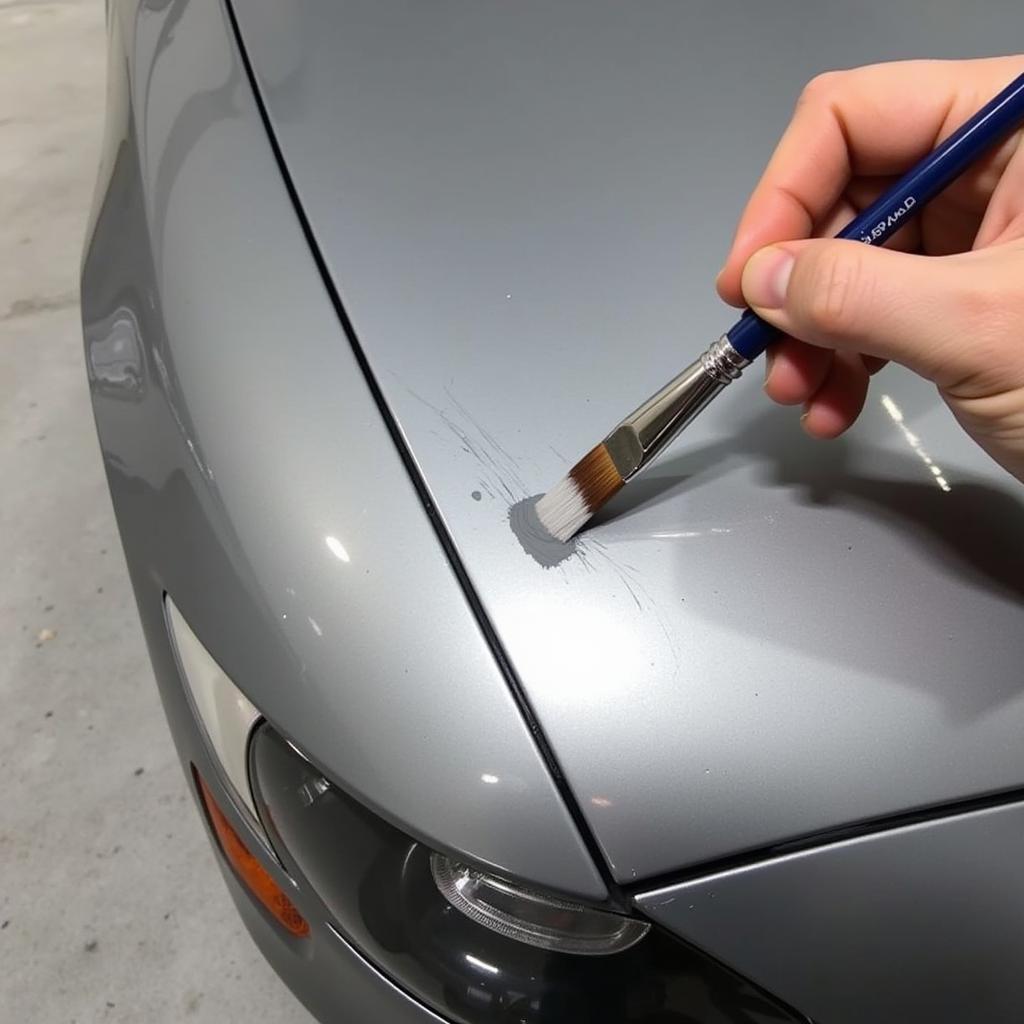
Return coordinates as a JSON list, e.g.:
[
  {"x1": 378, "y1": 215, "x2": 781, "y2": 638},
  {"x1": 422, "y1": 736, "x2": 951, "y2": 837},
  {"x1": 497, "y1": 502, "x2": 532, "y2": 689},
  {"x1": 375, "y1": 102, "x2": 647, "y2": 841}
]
[{"x1": 83, "y1": 2, "x2": 1024, "y2": 1022}]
